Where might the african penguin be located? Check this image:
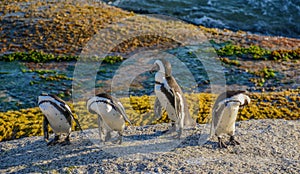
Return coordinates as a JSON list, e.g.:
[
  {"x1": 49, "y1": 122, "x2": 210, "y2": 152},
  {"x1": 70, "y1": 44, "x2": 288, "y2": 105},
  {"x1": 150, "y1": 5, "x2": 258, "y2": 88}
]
[
  {"x1": 210, "y1": 90, "x2": 251, "y2": 148},
  {"x1": 38, "y1": 94, "x2": 82, "y2": 146},
  {"x1": 86, "y1": 93, "x2": 131, "y2": 144},
  {"x1": 150, "y1": 59, "x2": 196, "y2": 138}
]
